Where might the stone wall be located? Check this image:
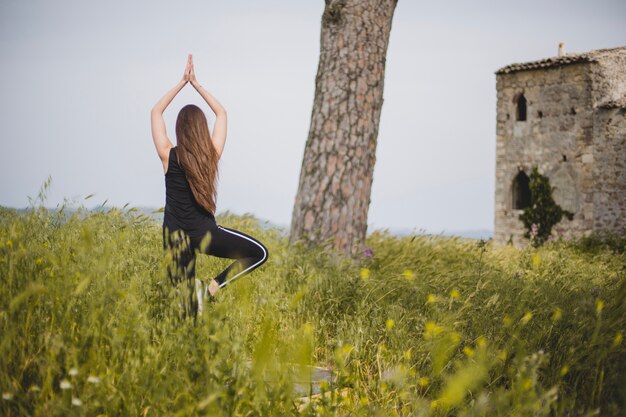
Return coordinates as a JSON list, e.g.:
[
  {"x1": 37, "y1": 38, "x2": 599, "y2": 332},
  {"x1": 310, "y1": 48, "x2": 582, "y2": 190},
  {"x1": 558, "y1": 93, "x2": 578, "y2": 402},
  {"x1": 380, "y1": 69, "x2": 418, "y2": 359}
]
[
  {"x1": 592, "y1": 104, "x2": 626, "y2": 233},
  {"x1": 590, "y1": 48, "x2": 626, "y2": 106},
  {"x1": 494, "y1": 63, "x2": 594, "y2": 245}
]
